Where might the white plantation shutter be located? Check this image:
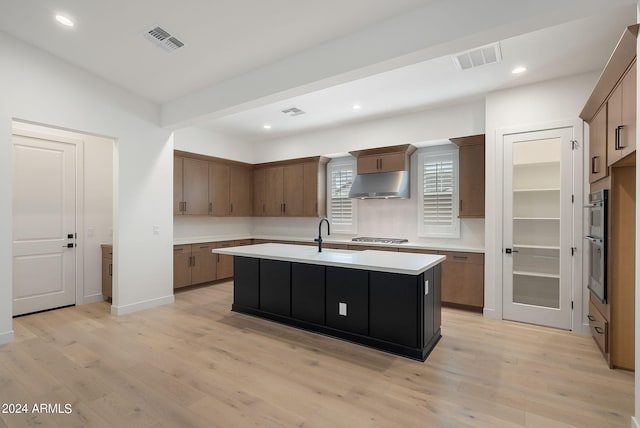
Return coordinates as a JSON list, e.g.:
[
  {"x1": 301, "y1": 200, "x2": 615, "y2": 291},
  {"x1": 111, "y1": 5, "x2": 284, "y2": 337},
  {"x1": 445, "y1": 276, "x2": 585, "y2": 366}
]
[
  {"x1": 327, "y1": 158, "x2": 357, "y2": 232},
  {"x1": 418, "y1": 149, "x2": 460, "y2": 238}
]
